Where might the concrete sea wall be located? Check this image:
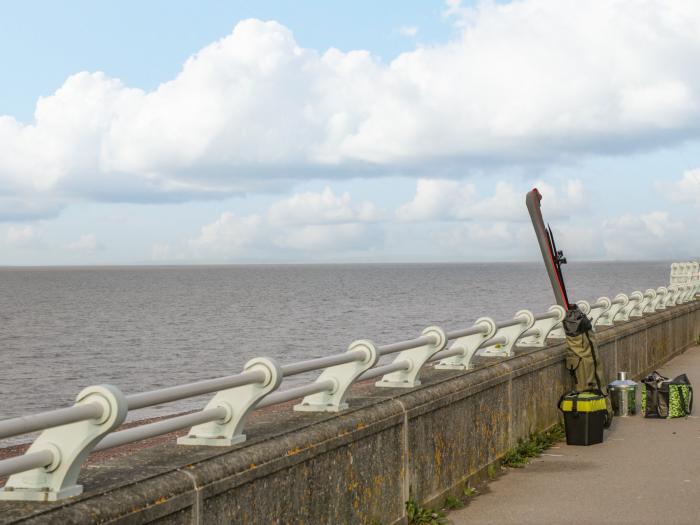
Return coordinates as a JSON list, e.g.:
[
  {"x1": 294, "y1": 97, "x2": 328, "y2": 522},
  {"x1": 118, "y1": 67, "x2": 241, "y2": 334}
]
[{"x1": 3, "y1": 302, "x2": 700, "y2": 525}]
